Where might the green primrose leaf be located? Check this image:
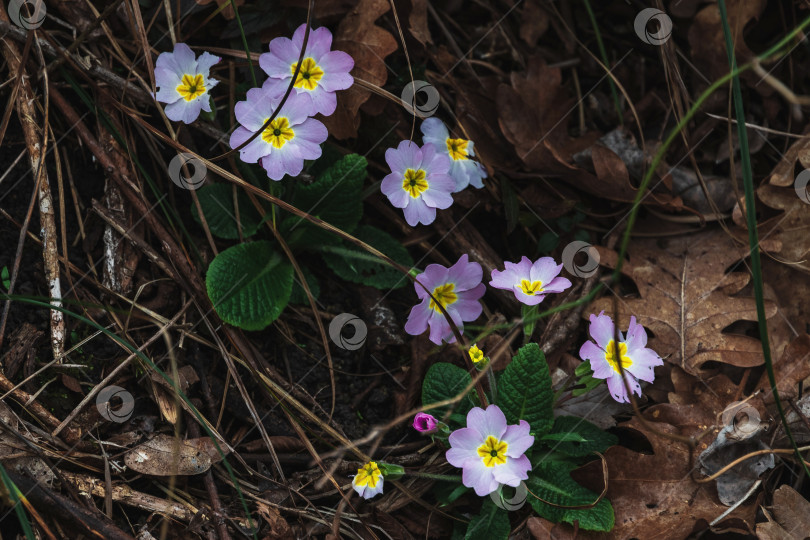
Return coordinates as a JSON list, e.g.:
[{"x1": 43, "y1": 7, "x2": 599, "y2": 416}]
[
  {"x1": 192, "y1": 183, "x2": 263, "y2": 239},
  {"x1": 540, "y1": 432, "x2": 588, "y2": 443},
  {"x1": 527, "y1": 462, "x2": 614, "y2": 532},
  {"x1": 284, "y1": 153, "x2": 367, "y2": 245},
  {"x1": 496, "y1": 343, "x2": 554, "y2": 436},
  {"x1": 465, "y1": 498, "x2": 510, "y2": 540},
  {"x1": 422, "y1": 362, "x2": 475, "y2": 422},
  {"x1": 320, "y1": 225, "x2": 414, "y2": 289},
  {"x1": 206, "y1": 241, "x2": 293, "y2": 330},
  {"x1": 544, "y1": 416, "x2": 618, "y2": 457},
  {"x1": 288, "y1": 265, "x2": 320, "y2": 305}
]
